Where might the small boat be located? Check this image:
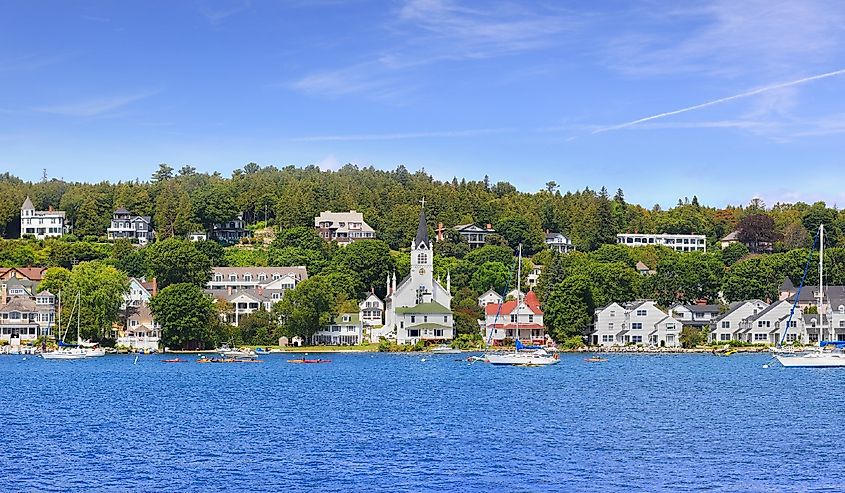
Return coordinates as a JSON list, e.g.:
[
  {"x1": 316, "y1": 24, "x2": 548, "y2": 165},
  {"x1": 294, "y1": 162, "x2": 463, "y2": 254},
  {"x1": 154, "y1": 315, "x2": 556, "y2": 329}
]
[
  {"x1": 41, "y1": 291, "x2": 87, "y2": 360},
  {"x1": 197, "y1": 356, "x2": 263, "y2": 363},
  {"x1": 287, "y1": 358, "x2": 331, "y2": 364},
  {"x1": 430, "y1": 344, "x2": 461, "y2": 354},
  {"x1": 584, "y1": 356, "x2": 608, "y2": 363},
  {"x1": 161, "y1": 358, "x2": 188, "y2": 363},
  {"x1": 467, "y1": 355, "x2": 487, "y2": 363}
]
